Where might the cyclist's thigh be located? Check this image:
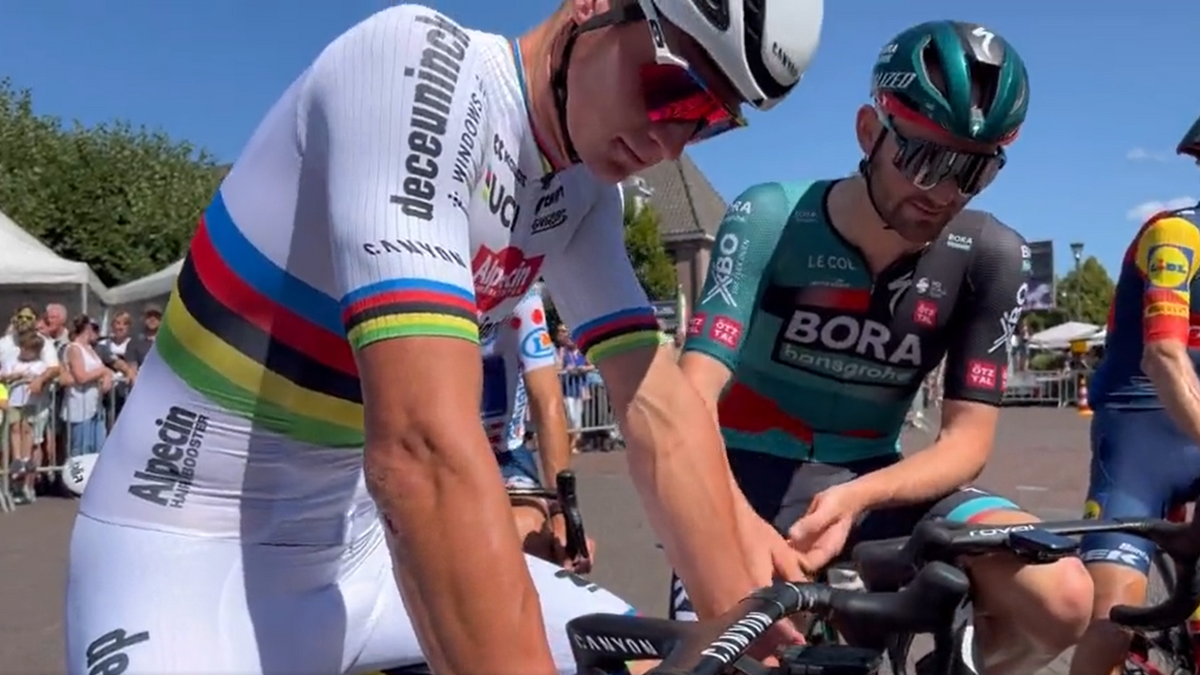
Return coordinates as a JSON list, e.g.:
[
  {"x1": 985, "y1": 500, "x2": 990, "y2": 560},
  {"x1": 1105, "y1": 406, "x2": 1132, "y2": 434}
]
[
  {"x1": 354, "y1": 552, "x2": 634, "y2": 675},
  {"x1": 670, "y1": 451, "x2": 870, "y2": 620},
  {"x1": 849, "y1": 485, "x2": 1023, "y2": 552},
  {"x1": 1081, "y1": 407, "x2": 1199, "y2": 574},
  {"x1": 727, "y1": 449, "x2": 870, "y2": 530},
  {"x1": 65, "y1": 514, "x2": 263, "y2": 674}
]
